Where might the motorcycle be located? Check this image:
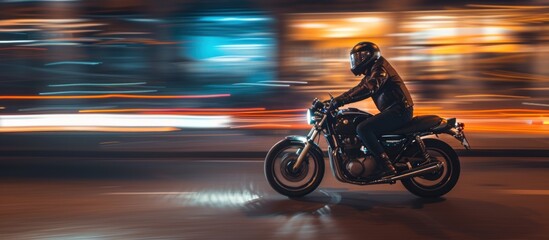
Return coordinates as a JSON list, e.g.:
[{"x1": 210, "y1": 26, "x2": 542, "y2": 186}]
[{"x1": 265, "y1": 97, "x2": 470, "y2": 198}]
